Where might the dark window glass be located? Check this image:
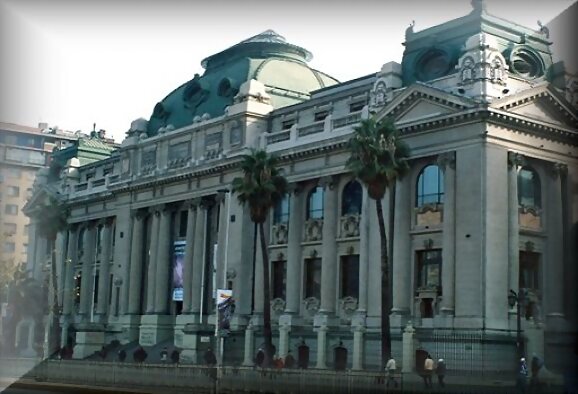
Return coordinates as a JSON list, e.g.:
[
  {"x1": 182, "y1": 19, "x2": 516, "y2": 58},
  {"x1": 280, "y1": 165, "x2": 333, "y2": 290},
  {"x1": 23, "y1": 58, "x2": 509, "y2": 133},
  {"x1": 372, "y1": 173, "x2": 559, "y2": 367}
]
[
  {"x1": 519, "y1": 251, "x2": 540, "y2": 290},
  {"x1": 307, "y1": 186, "x2": 324, "y2": 220},
  {"x1": 416, "y1": 249, "x2": 442, "y2": 289},
  {"x1": 304, "y1": 258, "x2": 322, "y2": 299},
  {"x1": 518, "y1": 167, "x2": 541, "y2": 208},
  {"x1": 273, "y1": 195, "x2": 290, "y2": 224},
  {"x1": 93, "y1": 272, "x2": 99, "y2": 306},
  {"x1": 314, "y1": 111, "x2": 329, "y2": 122},
  {"x1": 340, "y1": 255, "x2": 359, "y2": 298},
  {"x1": 5, "y1": 204, "x2": 18, "y2": 215},
  {"x1": 416, "y1": 165, "x2": 444, "y2": 206},
  {"x1": 282, "y1": 120, "x2": 295, "y2": 130},
  {"x1": 179, "y1": 210, "x2": 188, "y2": 238},
  {"x1": 341, "y1": 181, "x2": 362, "y2": 215},
  {"x1": 272, "y1": 260, "x2": 286, "y2": 300},
  {"x1": 77, "y1": 228, "x2": 85, "y2": 252},
  {"x1": 349, "y1": 101, "x2": 365, "y2": 112}
]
